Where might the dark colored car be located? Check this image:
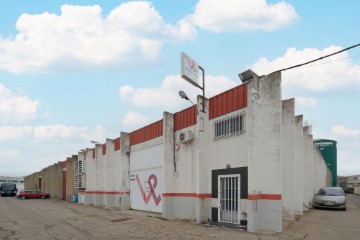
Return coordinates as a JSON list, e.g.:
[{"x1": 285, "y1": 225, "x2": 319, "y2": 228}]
[
  {"x1": 17, "y1": 190, "x2": 50, "y2": 200},
  {"x1": 0, "y1": 183, "x2": 17, "y2": 196}
]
